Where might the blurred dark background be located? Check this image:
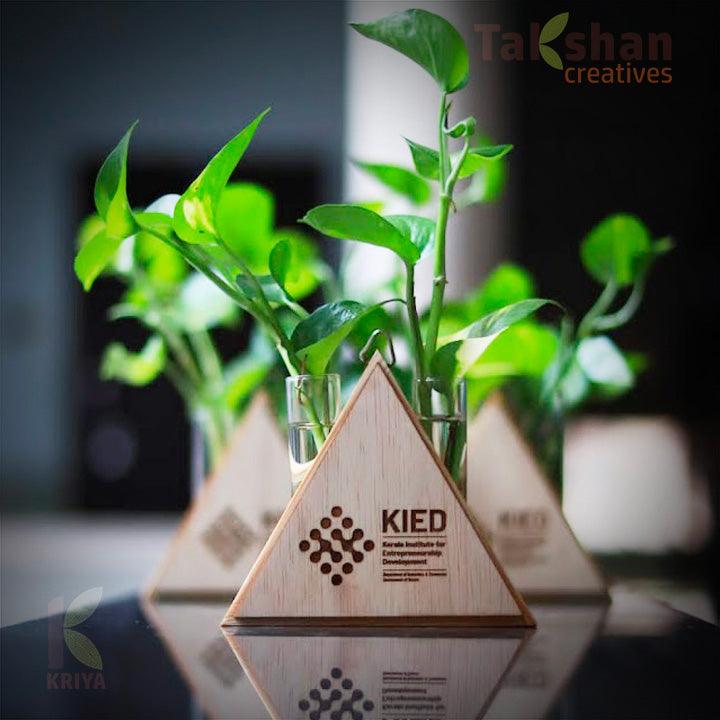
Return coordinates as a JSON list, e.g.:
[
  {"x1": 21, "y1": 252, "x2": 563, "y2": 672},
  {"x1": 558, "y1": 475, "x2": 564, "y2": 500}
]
[
  {"x1": 1, "y1": 0, "x2": 718, "y2": 604},
  {"x1": 1, "y1": 0, "x2": 345, "y2": 510}
]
